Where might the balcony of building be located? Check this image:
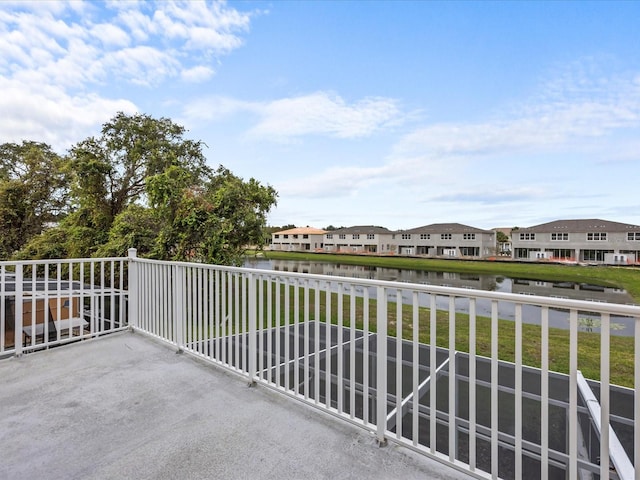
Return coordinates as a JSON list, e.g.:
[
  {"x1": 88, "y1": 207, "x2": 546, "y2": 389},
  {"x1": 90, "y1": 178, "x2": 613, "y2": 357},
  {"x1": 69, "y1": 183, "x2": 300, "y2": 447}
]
[{"x1": 1, "y1": 251, "x2": 639, "y2": 480}]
